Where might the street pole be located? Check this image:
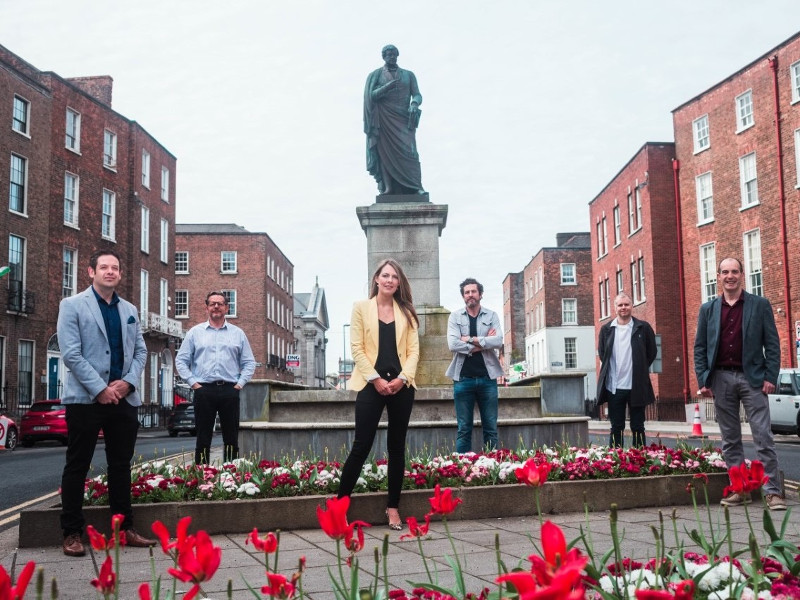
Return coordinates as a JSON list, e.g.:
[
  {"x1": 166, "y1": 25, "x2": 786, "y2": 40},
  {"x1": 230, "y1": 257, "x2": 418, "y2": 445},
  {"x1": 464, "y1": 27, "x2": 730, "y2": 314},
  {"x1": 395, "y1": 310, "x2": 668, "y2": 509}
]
[{"x1": 342, "y1": 323, "x2": 350, "y2": 390}]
